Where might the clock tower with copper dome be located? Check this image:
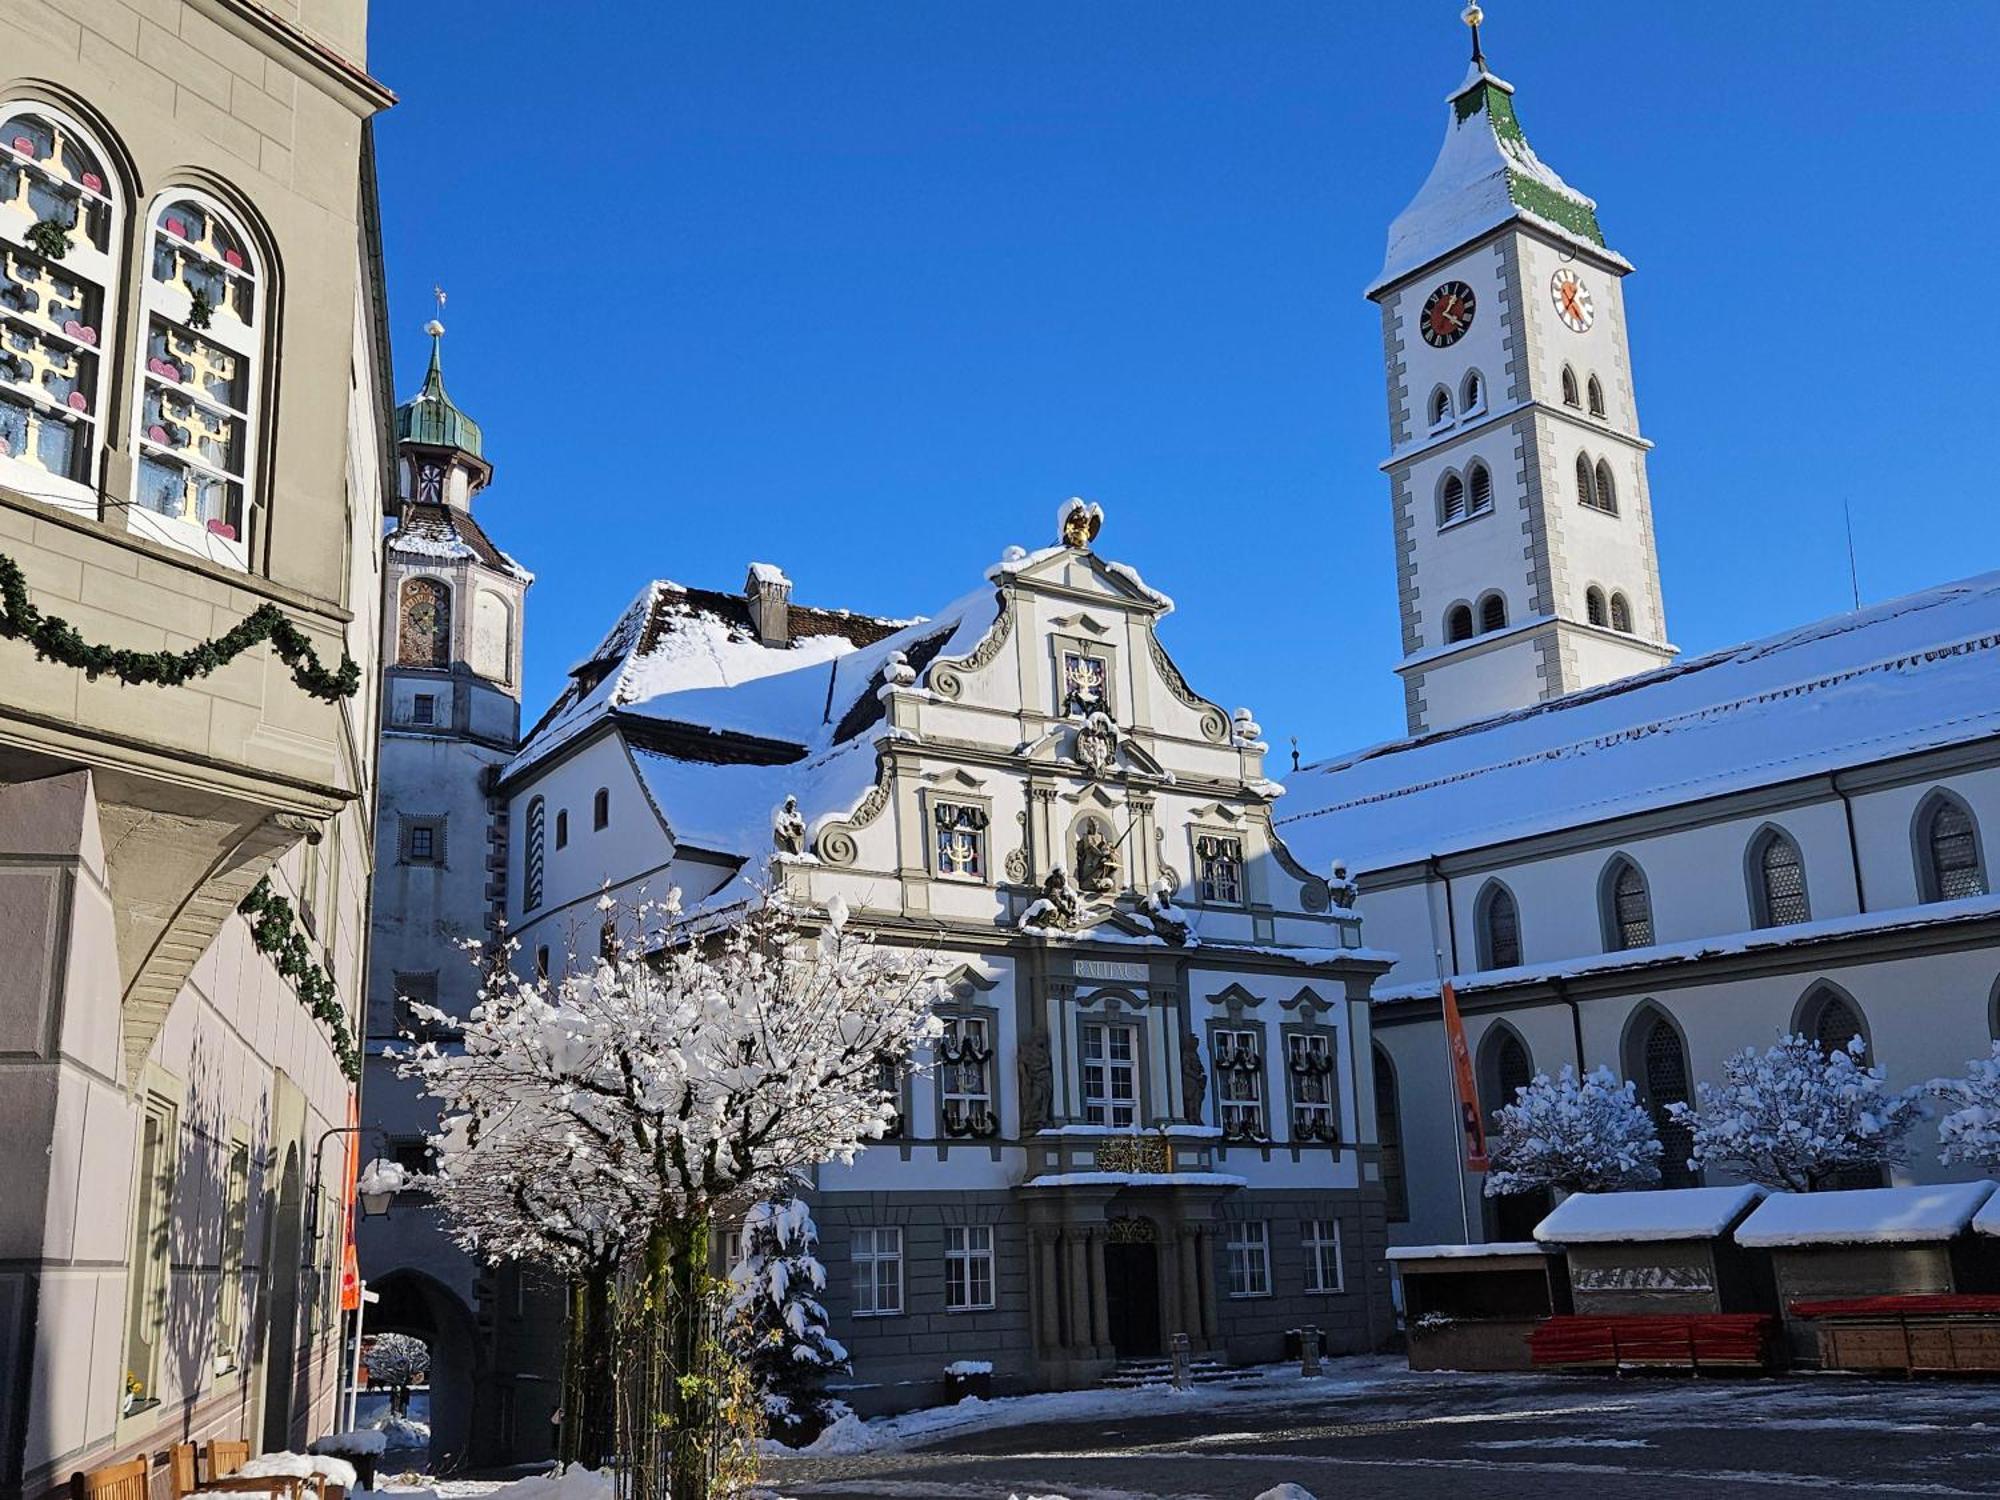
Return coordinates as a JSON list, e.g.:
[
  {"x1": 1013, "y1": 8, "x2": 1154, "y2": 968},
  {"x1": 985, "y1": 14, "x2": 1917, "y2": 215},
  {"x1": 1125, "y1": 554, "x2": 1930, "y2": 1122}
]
[{"x1": 1372, "y1": 6, "x2": 1674, "y2": 735}]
